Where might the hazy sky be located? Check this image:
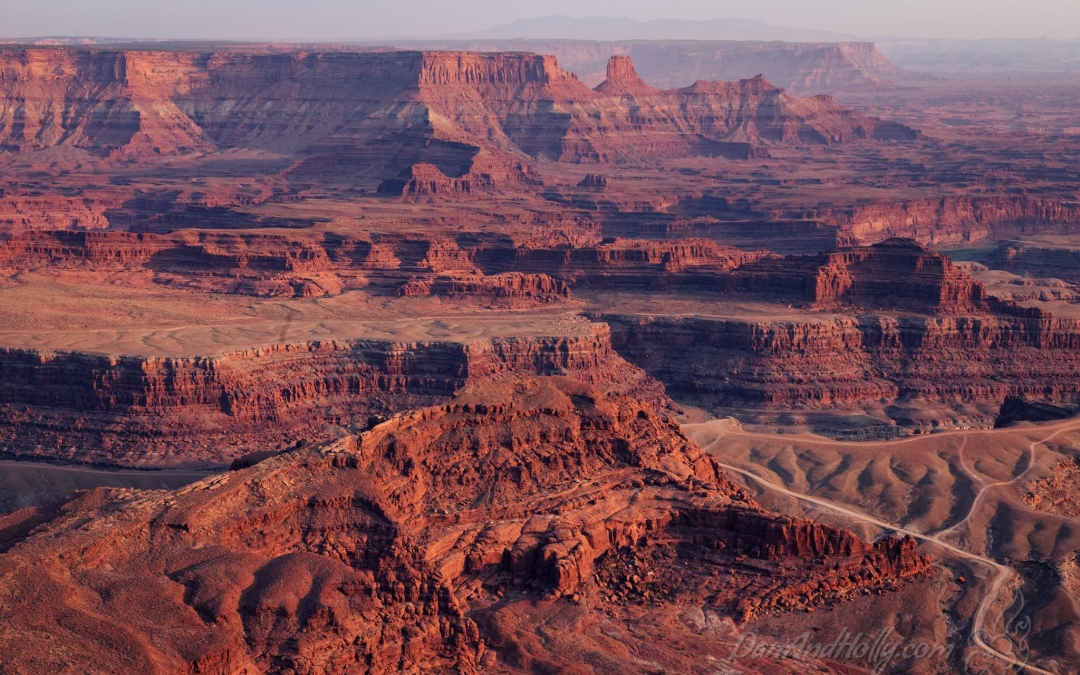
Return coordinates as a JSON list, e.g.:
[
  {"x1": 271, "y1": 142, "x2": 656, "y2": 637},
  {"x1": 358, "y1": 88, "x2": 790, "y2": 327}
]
[{"x1": 7, "y1": 0, "x2": 1080, "y2": 41}]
